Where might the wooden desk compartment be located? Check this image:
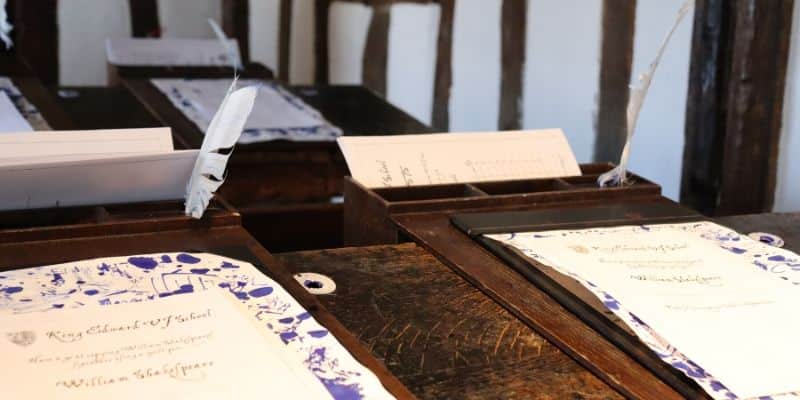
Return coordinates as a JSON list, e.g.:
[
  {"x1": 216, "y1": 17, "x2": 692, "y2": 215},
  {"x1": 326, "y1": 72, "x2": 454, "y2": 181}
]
[
  {"x1": 0, "y1": 199, "x2": 239, "y2": 244},
  {"x1": 343, "y1": 163, "x2": 662, "y2": 246}
]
